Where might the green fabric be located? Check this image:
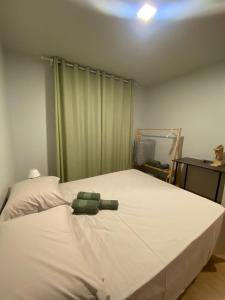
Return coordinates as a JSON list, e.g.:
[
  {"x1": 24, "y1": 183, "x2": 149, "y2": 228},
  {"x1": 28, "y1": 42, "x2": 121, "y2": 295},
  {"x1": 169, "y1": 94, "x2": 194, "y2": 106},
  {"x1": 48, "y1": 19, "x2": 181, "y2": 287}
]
[
  {"x1": 53, "y1": 58, "x2": 133, "y2": 182},
  {"x1": 99, "y1": 200, "x2": 119, "y2": 210},
  {"x1": 72, "y1": 199, "x2": 99, "y2": 215},
  {"x1": 101, "y1": 74, "x2": 133, "y2": 174},
  {"x1": 159, "y1": 163, "x2": 170, "y2": 169},
  {"x1": 53, "y1": 58, "x2": 102, "y2": 182},
  {"x1": 77, "y1": 192, "x2": 100, "y2": 201},
  {"x1": 147, "y1": 160, "x2": 169, "y2": 170},
  {"x1": 146, "y1": 160, "x2": 161, "y2": 167}
]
